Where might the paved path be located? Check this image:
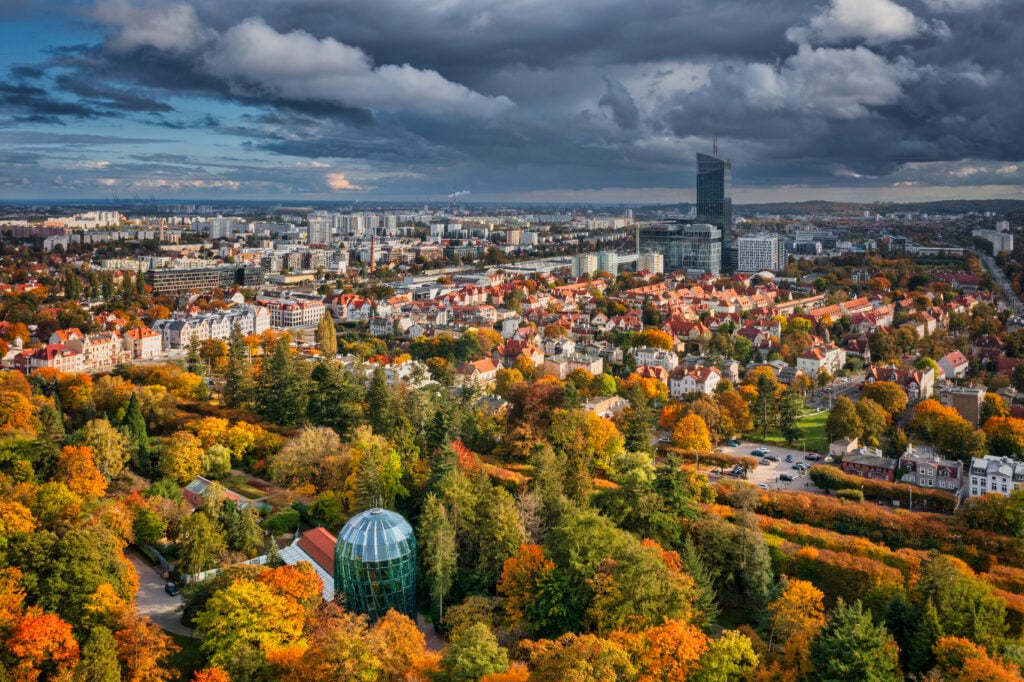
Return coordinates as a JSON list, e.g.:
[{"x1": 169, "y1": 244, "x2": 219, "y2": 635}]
[
  {"x1": 128, "y1": 551, "x2": 195, "y2": 637},
  {"x1": 416, "y1": 614, "x2": 446, "y2": 652},
  {"x1": 981, "y1": 254, "x2": 1024, "y2": 315}
]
